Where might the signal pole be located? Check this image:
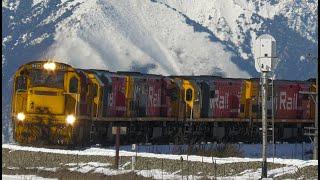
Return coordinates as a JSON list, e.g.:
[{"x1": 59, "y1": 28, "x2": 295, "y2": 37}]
[
  {"x1": 300, "y1": 55, "x2": 318, "y2": 160},
  {"x1": 254, "y1": 34, "x2": 277, "y2": 179},
  {"x1": 271, "y1": 74, "x2": 275, "y2": 163},
  {"x1": 261, "y1": 71, "x2": 268, "y2": 178},
  {"x1": 313, "y1": 55, "x2": 318, "y2": 160},
  {"x1": 315, "y1": 58, "x2": 318, "y2": 160}
]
